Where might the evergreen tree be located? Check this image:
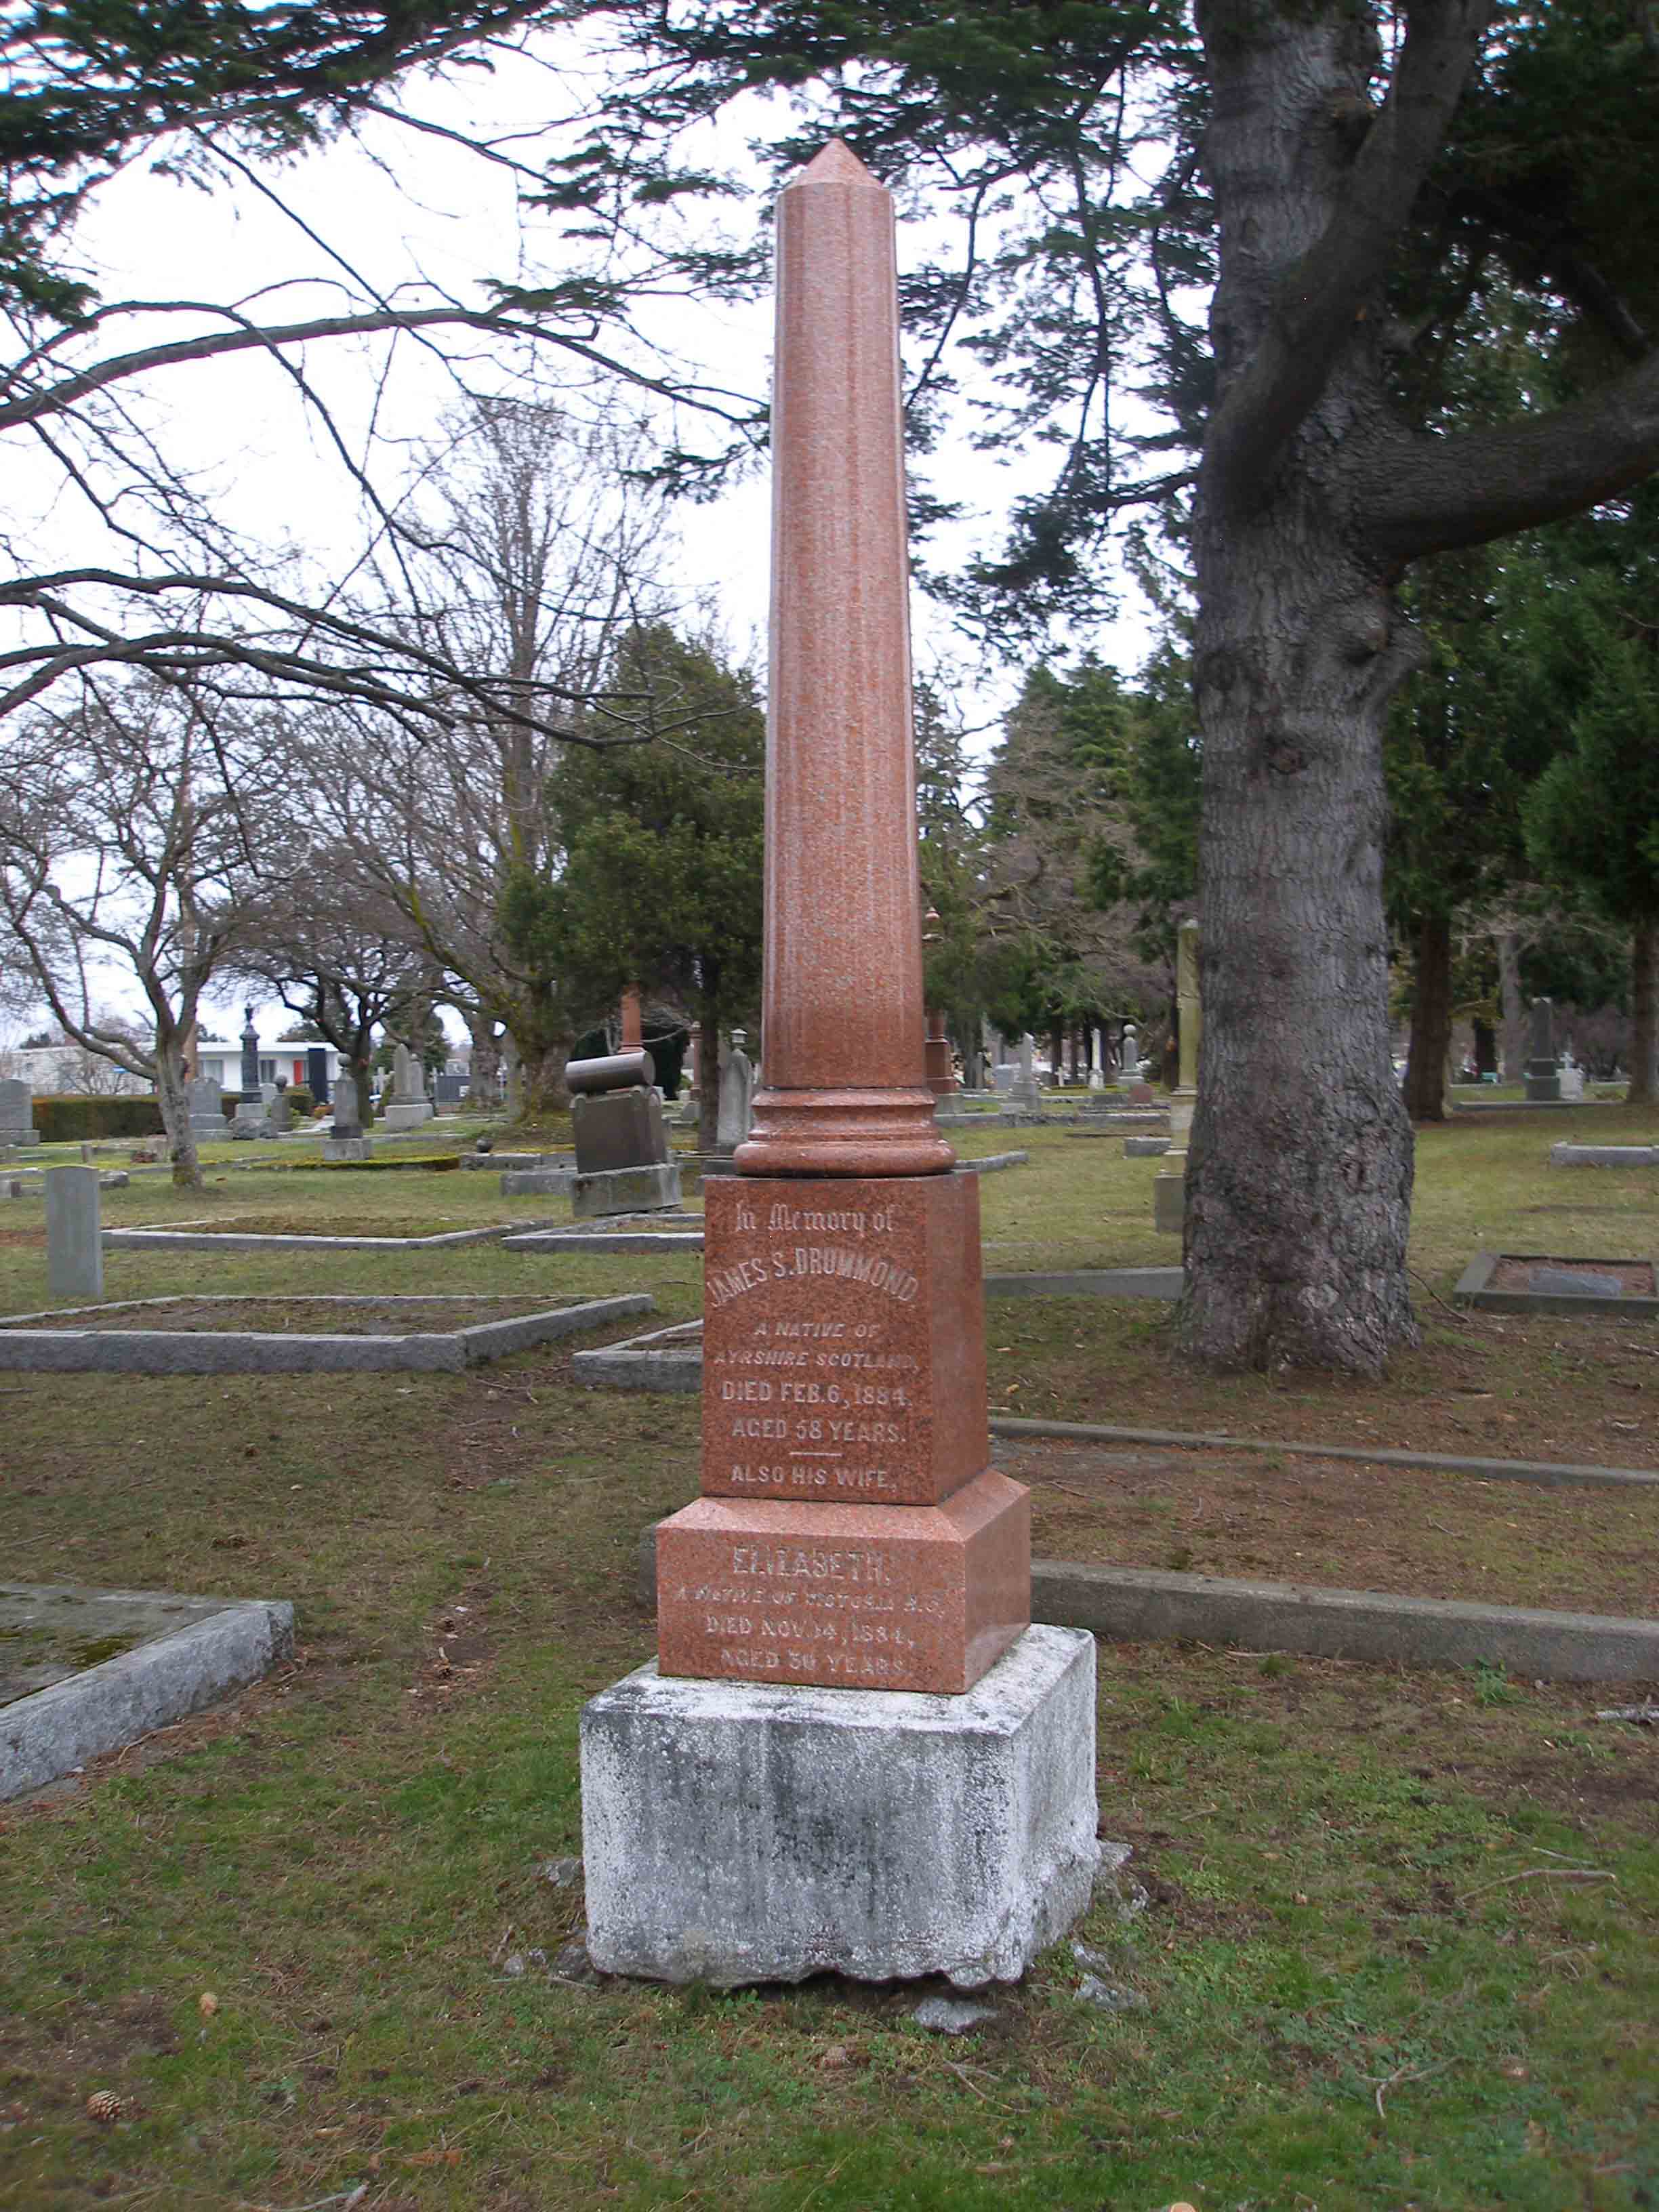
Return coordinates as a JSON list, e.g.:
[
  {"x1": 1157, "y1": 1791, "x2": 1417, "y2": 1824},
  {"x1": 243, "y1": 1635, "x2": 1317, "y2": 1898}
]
[{"x1": 507, "y1": 623, "x2": 764, "y2": 1143}]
